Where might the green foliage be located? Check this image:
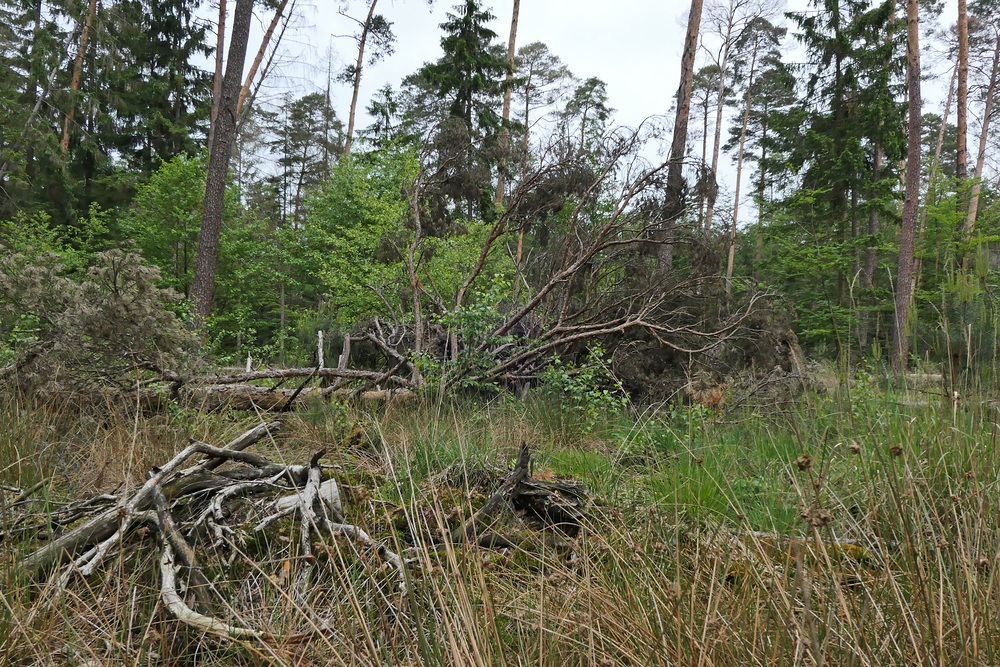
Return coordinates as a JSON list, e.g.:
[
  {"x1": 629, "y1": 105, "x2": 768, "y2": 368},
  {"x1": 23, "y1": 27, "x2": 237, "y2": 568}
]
[
  {"x1": 539, "y1": 345, "x2": 629, "y2": 429},
  {"x1": 419, "y1": 0, "x2": 510, "y2": 136},
  {"x1": 119, "y1": 154, "x2": 291, "y2": 356},
  {"x1": 305, "y1": 146, "x2": 419, "y2": 326},
  {"x1": 436, "y1": 275, "x2": 516, "y2": 388},
  {"x1": 118, "y1": 154, "x2": 207, "y2": 294}
]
